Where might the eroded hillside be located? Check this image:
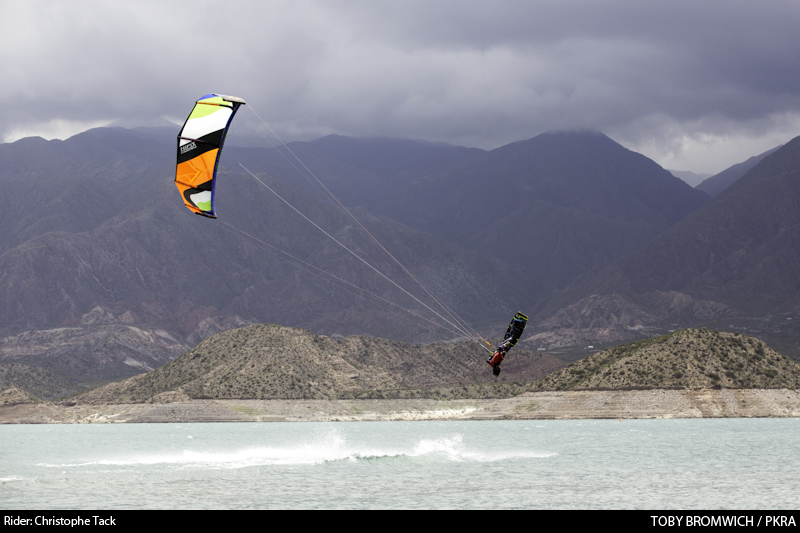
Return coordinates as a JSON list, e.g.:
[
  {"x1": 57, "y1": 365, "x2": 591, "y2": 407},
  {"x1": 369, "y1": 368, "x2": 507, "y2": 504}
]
[
  {"x1": 72, "y1": 323, "x2": 565, "y2": 403},
  {"x1": 533, "y1": 328, "x2": 800, "y2": 390}
]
